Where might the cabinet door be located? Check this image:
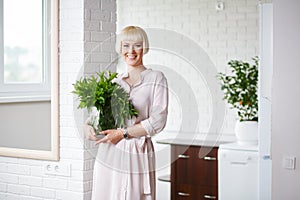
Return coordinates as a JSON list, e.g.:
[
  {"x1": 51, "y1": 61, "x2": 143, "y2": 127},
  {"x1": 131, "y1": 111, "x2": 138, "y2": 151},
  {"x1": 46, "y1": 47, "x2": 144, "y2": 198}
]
[
  {"x1": 174, "y1": 184, "x2": 218, "y2": 200},
  {"x1": 173, "y1": 146, "x2": 218, "y2": 186},
  {"x1": 174, "y1": 184, "x2": 193, "y2": 200},
  {"x1": 195, "y1": 147, "x2": 218, "y2": 187},
  {"x1": 172, "y1": 145, "x2": 193, "y2": 185},
  {"x1": 196, "y1": 186, "x2": 218, "y2": 200}
]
